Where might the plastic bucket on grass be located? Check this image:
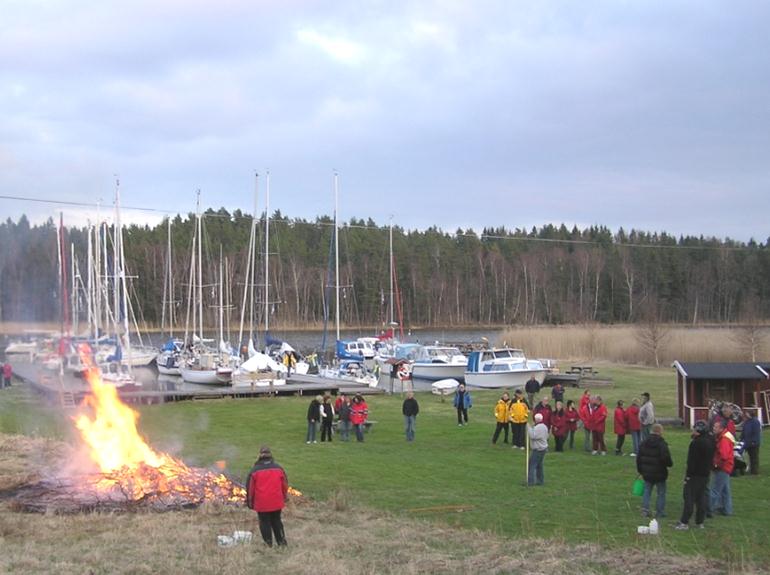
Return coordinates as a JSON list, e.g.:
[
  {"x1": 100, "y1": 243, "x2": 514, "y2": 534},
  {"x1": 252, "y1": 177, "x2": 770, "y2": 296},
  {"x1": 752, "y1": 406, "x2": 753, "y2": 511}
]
[{"x1": 632, "y1": 478, "x2": 644, "y2": 497}]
